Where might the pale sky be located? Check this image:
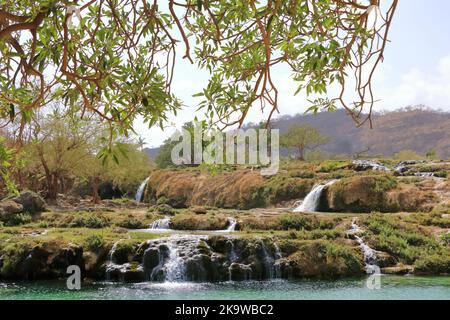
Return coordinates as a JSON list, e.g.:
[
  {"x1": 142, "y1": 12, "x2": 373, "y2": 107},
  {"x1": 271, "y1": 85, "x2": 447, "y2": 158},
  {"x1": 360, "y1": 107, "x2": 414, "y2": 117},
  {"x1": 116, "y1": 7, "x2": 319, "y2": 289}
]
[{"x1": 135, "y1": 0, "x2": 450, "y2": 148}]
